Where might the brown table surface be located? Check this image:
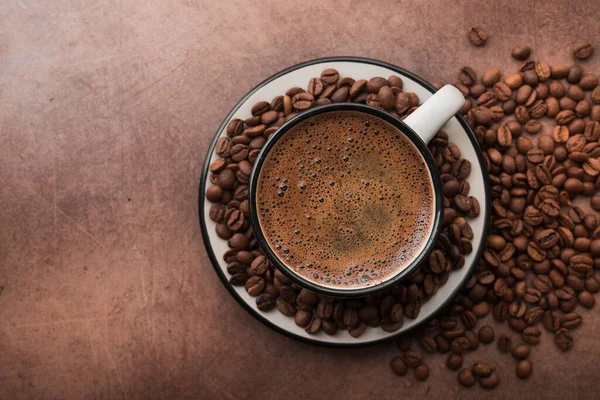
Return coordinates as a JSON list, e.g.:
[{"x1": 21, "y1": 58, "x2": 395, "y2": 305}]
[{"x1": 2, "y1": 0, "x2": 600, "y2": 399}]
